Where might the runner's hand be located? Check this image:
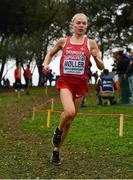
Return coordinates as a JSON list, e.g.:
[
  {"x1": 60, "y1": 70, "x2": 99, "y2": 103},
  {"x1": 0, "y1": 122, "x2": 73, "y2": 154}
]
[{"x1": 42, "y1": 65, "x2": 50, "y2": 74}]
